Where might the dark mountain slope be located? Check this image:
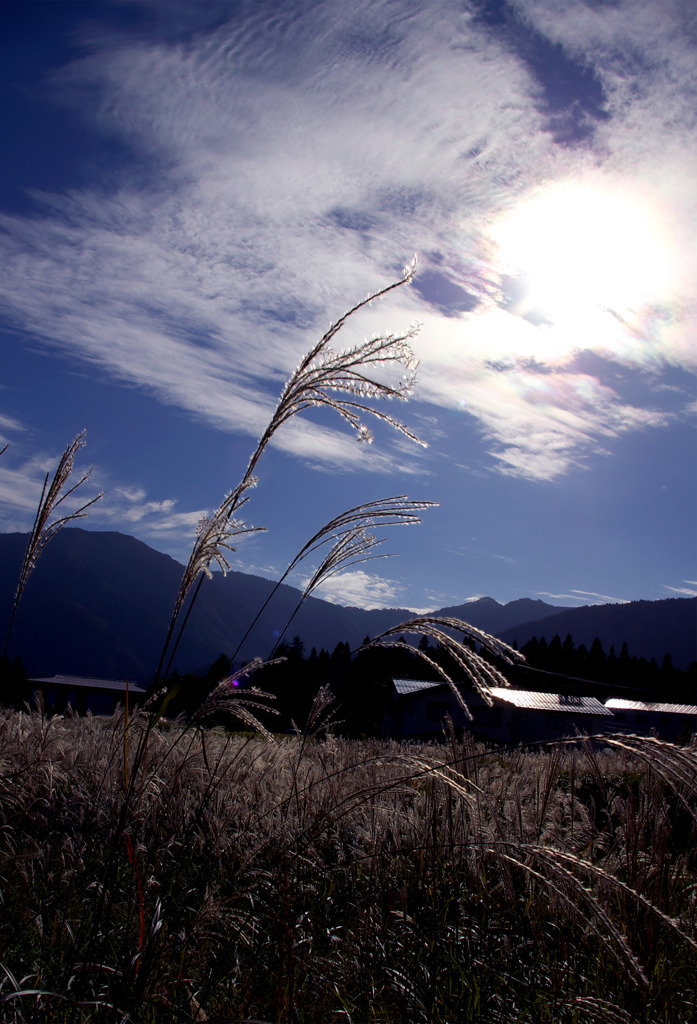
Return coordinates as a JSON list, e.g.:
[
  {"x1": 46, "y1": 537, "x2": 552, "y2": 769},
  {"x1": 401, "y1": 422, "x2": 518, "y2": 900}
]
[
  {"x1": 0, "y1": 529, "x2": 414, "y2": 678},
  {"x1": 499, "y1": 598, "x2": 697, "y2": 670},
  {"x1": 432, "y1": 596, "x2": 569, "y2": 634},
  {"x1": 1, "y1": 529, "x2": 693, "y2": 678}
]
